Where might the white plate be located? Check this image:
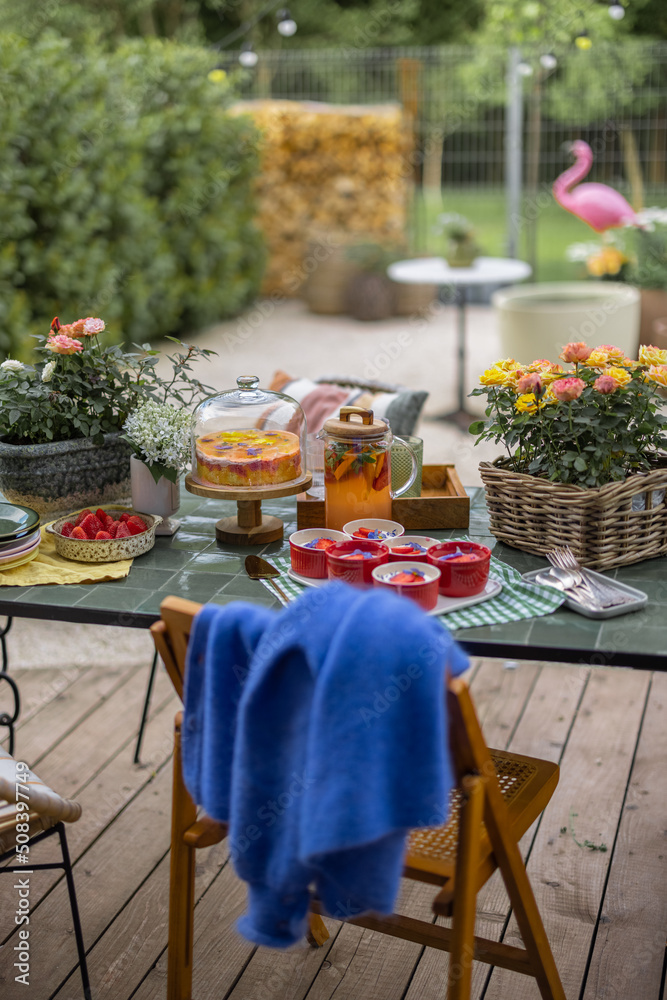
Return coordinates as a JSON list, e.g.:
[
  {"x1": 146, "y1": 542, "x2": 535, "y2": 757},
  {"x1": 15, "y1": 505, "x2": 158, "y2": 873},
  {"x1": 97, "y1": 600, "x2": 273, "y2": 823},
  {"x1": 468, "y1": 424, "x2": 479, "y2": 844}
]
[{"x1": 287, "y1": 567, "x2": 502, "y2": 616}]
